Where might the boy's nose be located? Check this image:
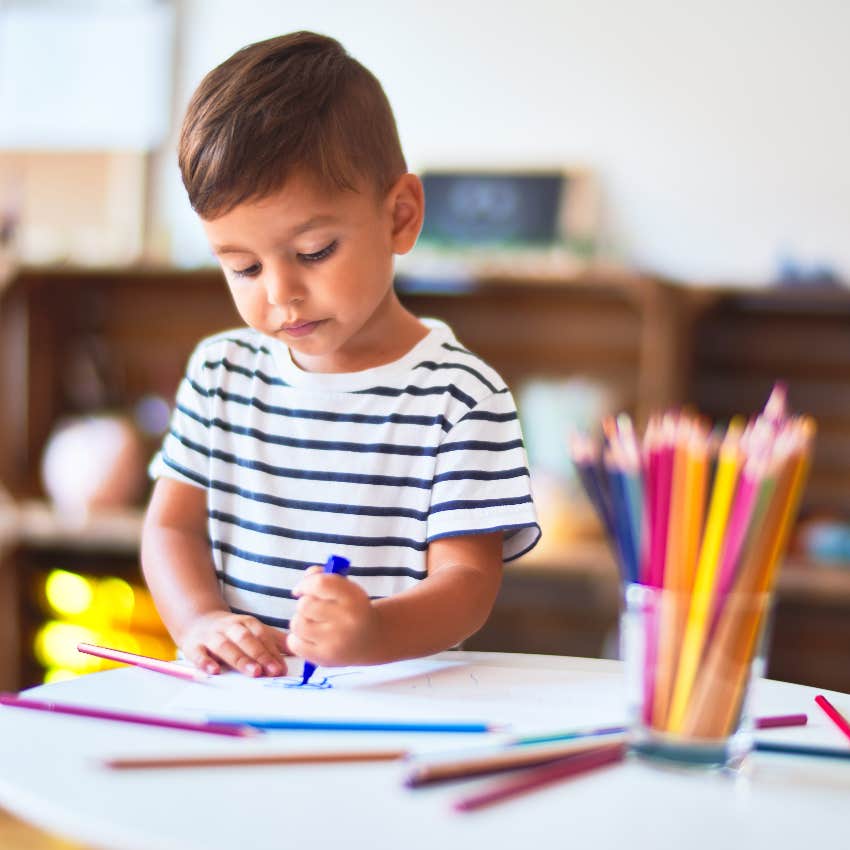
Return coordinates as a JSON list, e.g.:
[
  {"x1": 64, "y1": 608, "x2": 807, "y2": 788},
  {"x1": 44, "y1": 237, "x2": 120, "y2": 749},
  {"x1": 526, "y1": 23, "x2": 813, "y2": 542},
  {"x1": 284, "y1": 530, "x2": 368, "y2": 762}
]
[{"x1": 264, "y1": 262, "x2": 305, "y2": 306}]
